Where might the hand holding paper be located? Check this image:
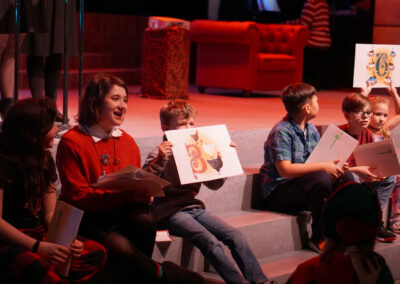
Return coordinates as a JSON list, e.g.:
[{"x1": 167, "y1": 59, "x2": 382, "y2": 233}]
[
  {"x1": 165, "y1": 124, "x2": 243, "y2": 185},
  {"x1": 353, "y1": 138, "x2": 400, "y2": 177},
  {"x1": 46, "y1": 201, "x2": 84, "y2": 276}
]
